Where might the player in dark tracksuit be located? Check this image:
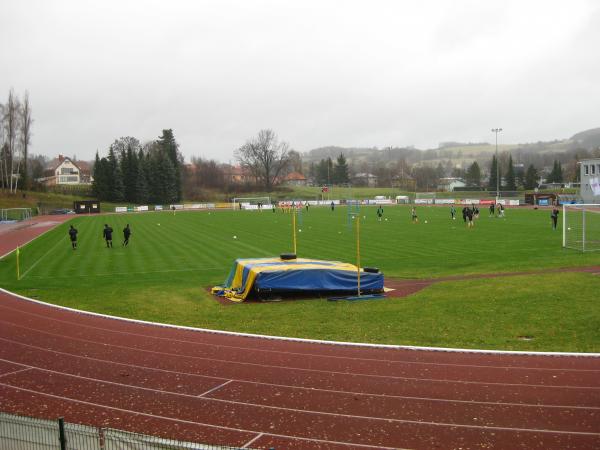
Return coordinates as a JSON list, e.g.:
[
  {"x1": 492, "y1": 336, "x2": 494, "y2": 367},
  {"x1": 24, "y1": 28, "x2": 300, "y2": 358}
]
[
  {"x1": 551, "y1": 207, "x2": 559, "y2": 230},
  {"x1": 68, "y1": 225, "x2": 78, "y2": 250},
  {"x1": 103, "y1": 224, "x2": 113, "y2": 248},
  {"x1": 123, "y1": 224, "x2": 131, "y2": 246}
]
